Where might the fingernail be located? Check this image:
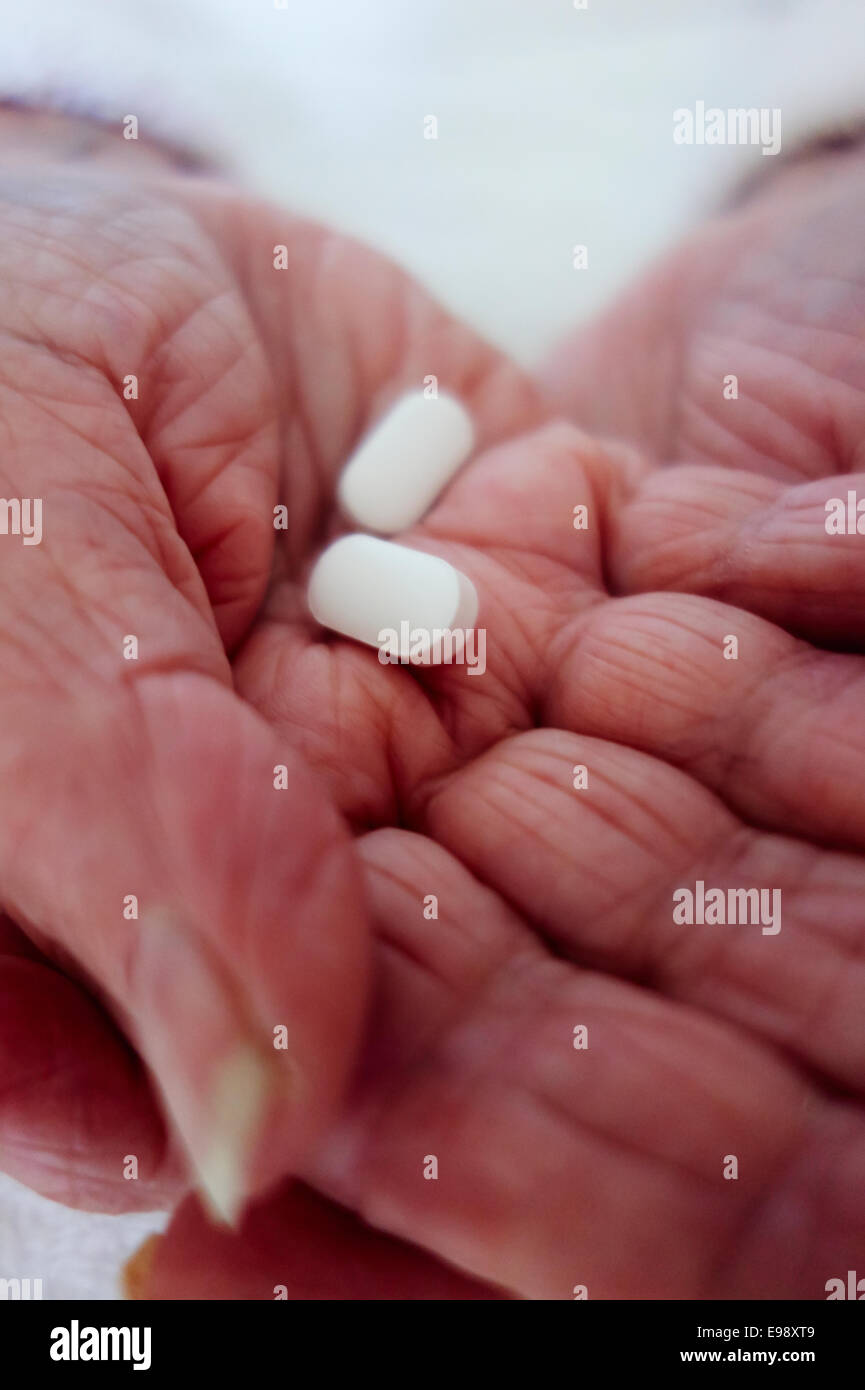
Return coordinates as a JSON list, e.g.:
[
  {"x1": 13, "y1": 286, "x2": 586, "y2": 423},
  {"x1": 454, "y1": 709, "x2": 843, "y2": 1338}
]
[
  {"x1": 195, "y1": 1044, "x2": 270, "y2": 1226},
  {"x1": 129, "y1": 910, "x2": 272, "y2": 1227}
]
